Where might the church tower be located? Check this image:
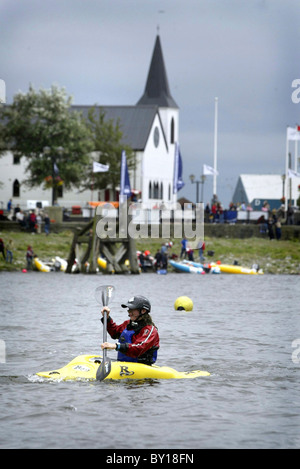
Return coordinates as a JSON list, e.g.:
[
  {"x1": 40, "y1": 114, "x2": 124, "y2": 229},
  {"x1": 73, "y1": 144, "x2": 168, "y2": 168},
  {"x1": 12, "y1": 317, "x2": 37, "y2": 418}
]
[
  {"x1": 137, "y1": 35, "x2": 180, "y2": 208},
  {"x1": 137, "y1": 35, "x2": 179, "y2": 148}
]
